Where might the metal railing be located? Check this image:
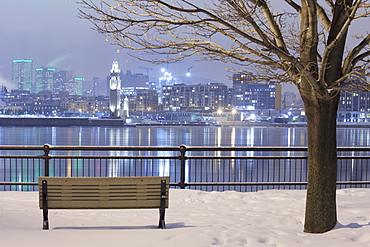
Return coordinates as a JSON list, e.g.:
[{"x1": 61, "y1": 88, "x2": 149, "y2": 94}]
[{"x1": 1, "y1": 144, "x2": 370, "y2": 192}]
